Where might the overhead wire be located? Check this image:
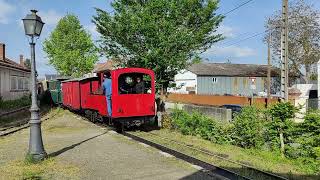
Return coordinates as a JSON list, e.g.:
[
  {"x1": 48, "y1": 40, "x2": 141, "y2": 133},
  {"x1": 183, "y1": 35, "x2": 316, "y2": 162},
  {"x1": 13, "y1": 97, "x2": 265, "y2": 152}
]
[{"x1": 223, "y1": 0, "x2": 255, "y2": 16}]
